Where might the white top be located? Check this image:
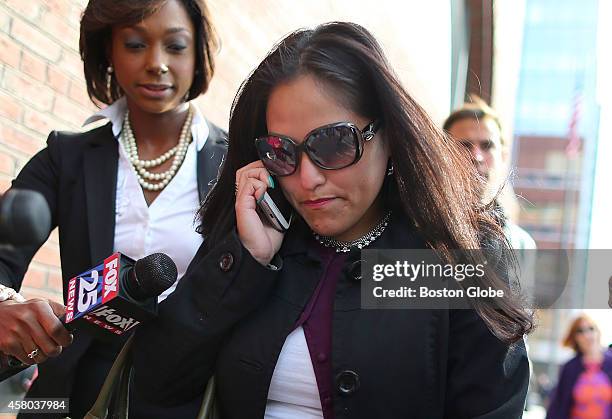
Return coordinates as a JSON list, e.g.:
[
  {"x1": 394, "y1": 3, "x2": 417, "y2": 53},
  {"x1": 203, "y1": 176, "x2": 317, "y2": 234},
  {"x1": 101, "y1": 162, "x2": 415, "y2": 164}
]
[
  {"x1": 83, "y1": 98, "x2": 208, "y2": 301},
  {"x1": 504, "y1": 221, "x2": 537, "y2": 303},
  {"x1": 504, "y1": 221, "x2": 537, "y2": 251},
  {"x1": 265, "y1": 327, "x2": 323, "y2": 418}
]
